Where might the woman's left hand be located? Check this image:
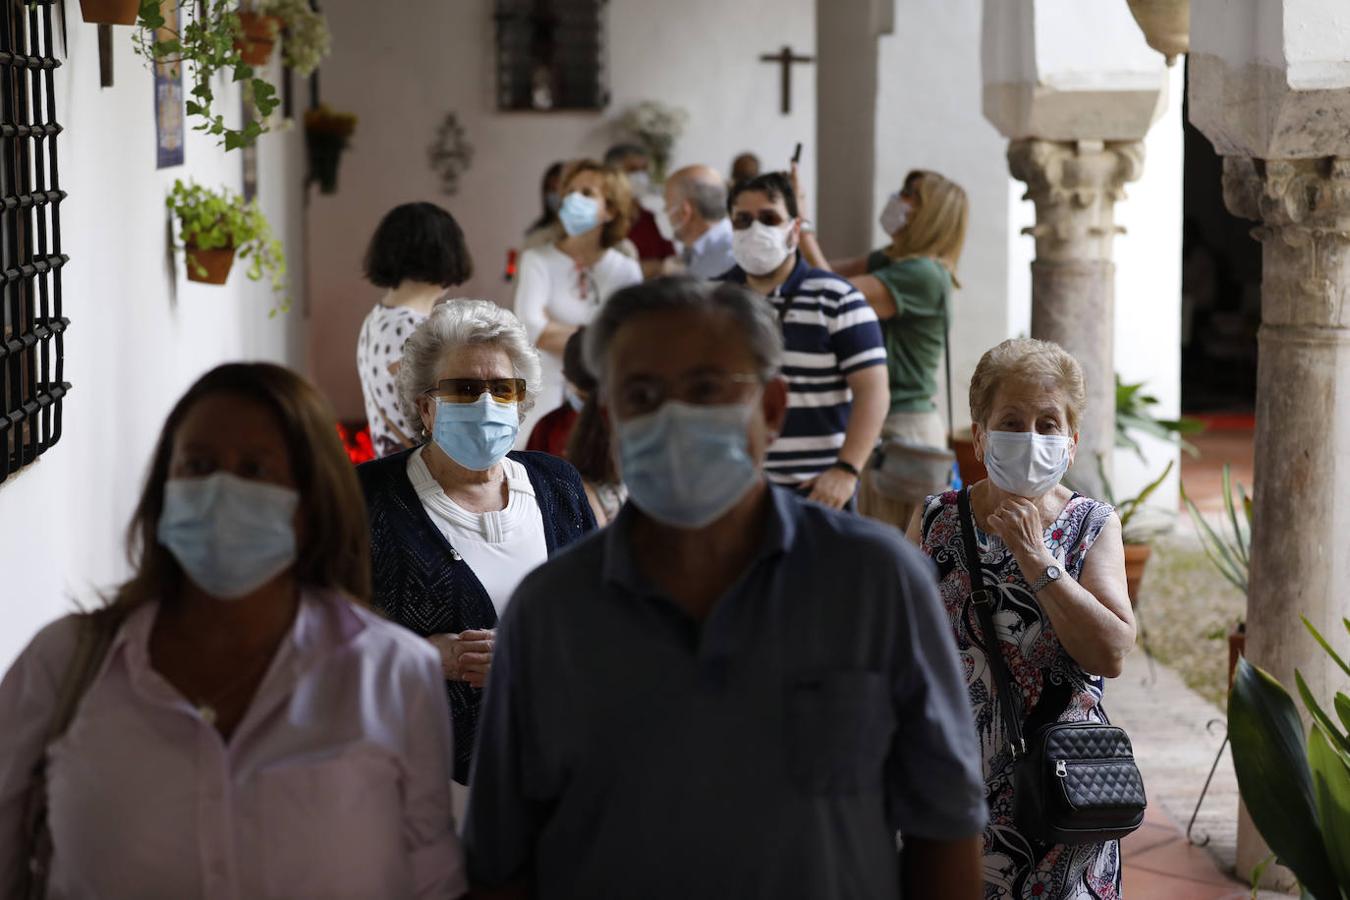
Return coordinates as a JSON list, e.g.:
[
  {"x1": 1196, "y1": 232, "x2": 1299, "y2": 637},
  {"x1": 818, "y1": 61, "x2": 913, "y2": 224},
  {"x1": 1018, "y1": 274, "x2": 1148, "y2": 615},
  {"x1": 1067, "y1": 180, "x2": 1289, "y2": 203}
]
[{"x1": 985, "y1": 496, "x2": 1050, "y2": 564}]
